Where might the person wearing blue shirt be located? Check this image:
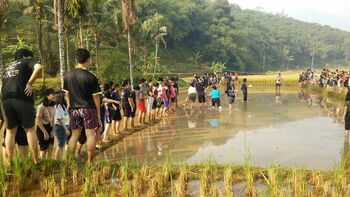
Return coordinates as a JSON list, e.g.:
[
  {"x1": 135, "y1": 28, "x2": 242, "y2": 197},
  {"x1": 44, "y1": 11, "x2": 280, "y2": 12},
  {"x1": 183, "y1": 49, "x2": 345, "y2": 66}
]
[{"x1": 209, "y1": 86, "x2": 221, "y2": 109}]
